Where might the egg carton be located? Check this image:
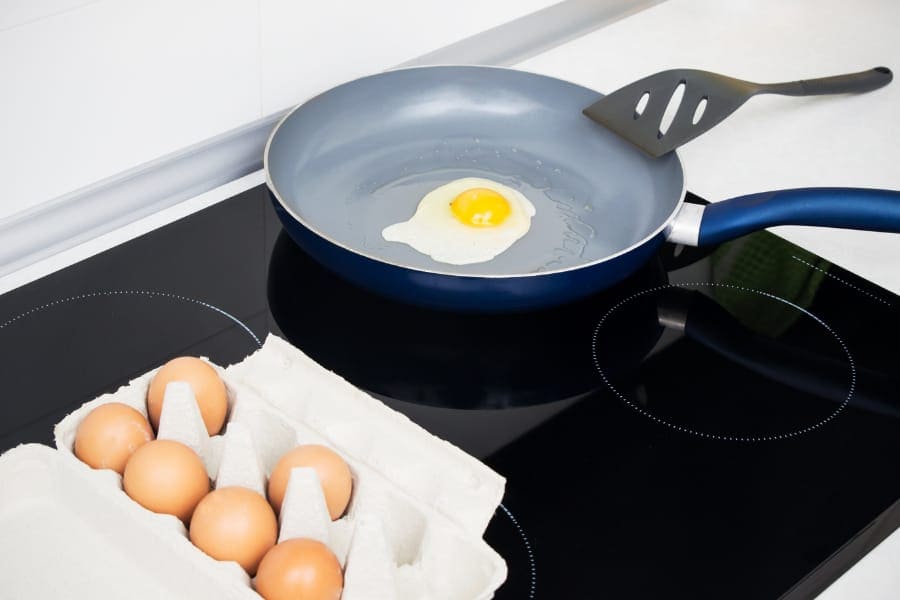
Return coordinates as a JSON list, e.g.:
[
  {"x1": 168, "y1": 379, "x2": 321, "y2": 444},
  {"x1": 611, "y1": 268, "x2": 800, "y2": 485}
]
[{"x1": 0, "y1": 334, "x2": 507, "y2": 599}]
